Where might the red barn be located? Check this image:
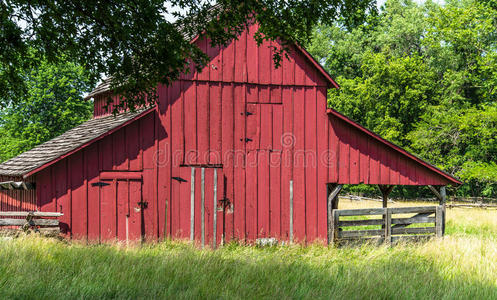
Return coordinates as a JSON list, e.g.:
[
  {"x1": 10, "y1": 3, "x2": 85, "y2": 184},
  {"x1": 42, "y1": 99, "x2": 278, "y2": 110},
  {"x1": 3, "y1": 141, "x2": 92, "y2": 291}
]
[{"x1": 0, "y1": 23, "x2": 460, "y2": 245}]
